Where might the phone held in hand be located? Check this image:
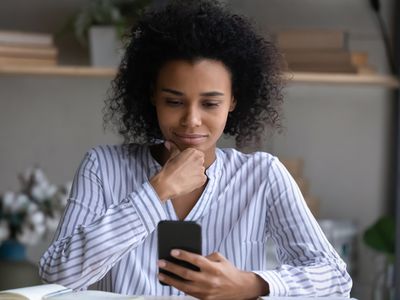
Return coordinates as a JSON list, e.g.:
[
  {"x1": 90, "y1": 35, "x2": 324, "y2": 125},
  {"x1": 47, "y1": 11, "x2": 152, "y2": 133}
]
[{"x1": 157, "y1": 220, "x2": 202, "y2": 285}]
